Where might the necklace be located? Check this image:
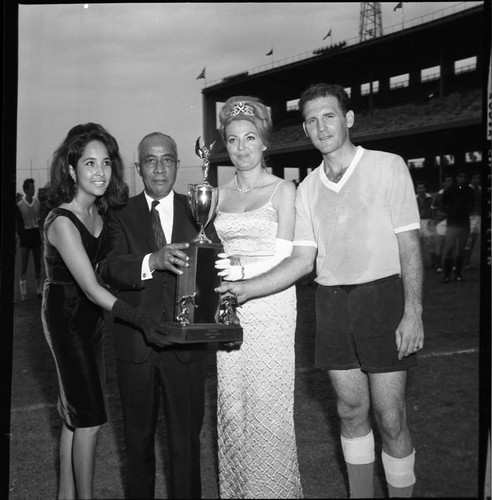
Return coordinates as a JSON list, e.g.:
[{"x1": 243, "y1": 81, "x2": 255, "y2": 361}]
[{"x1": 234, "y1": 169, "x2": 264, "y2": 193}]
